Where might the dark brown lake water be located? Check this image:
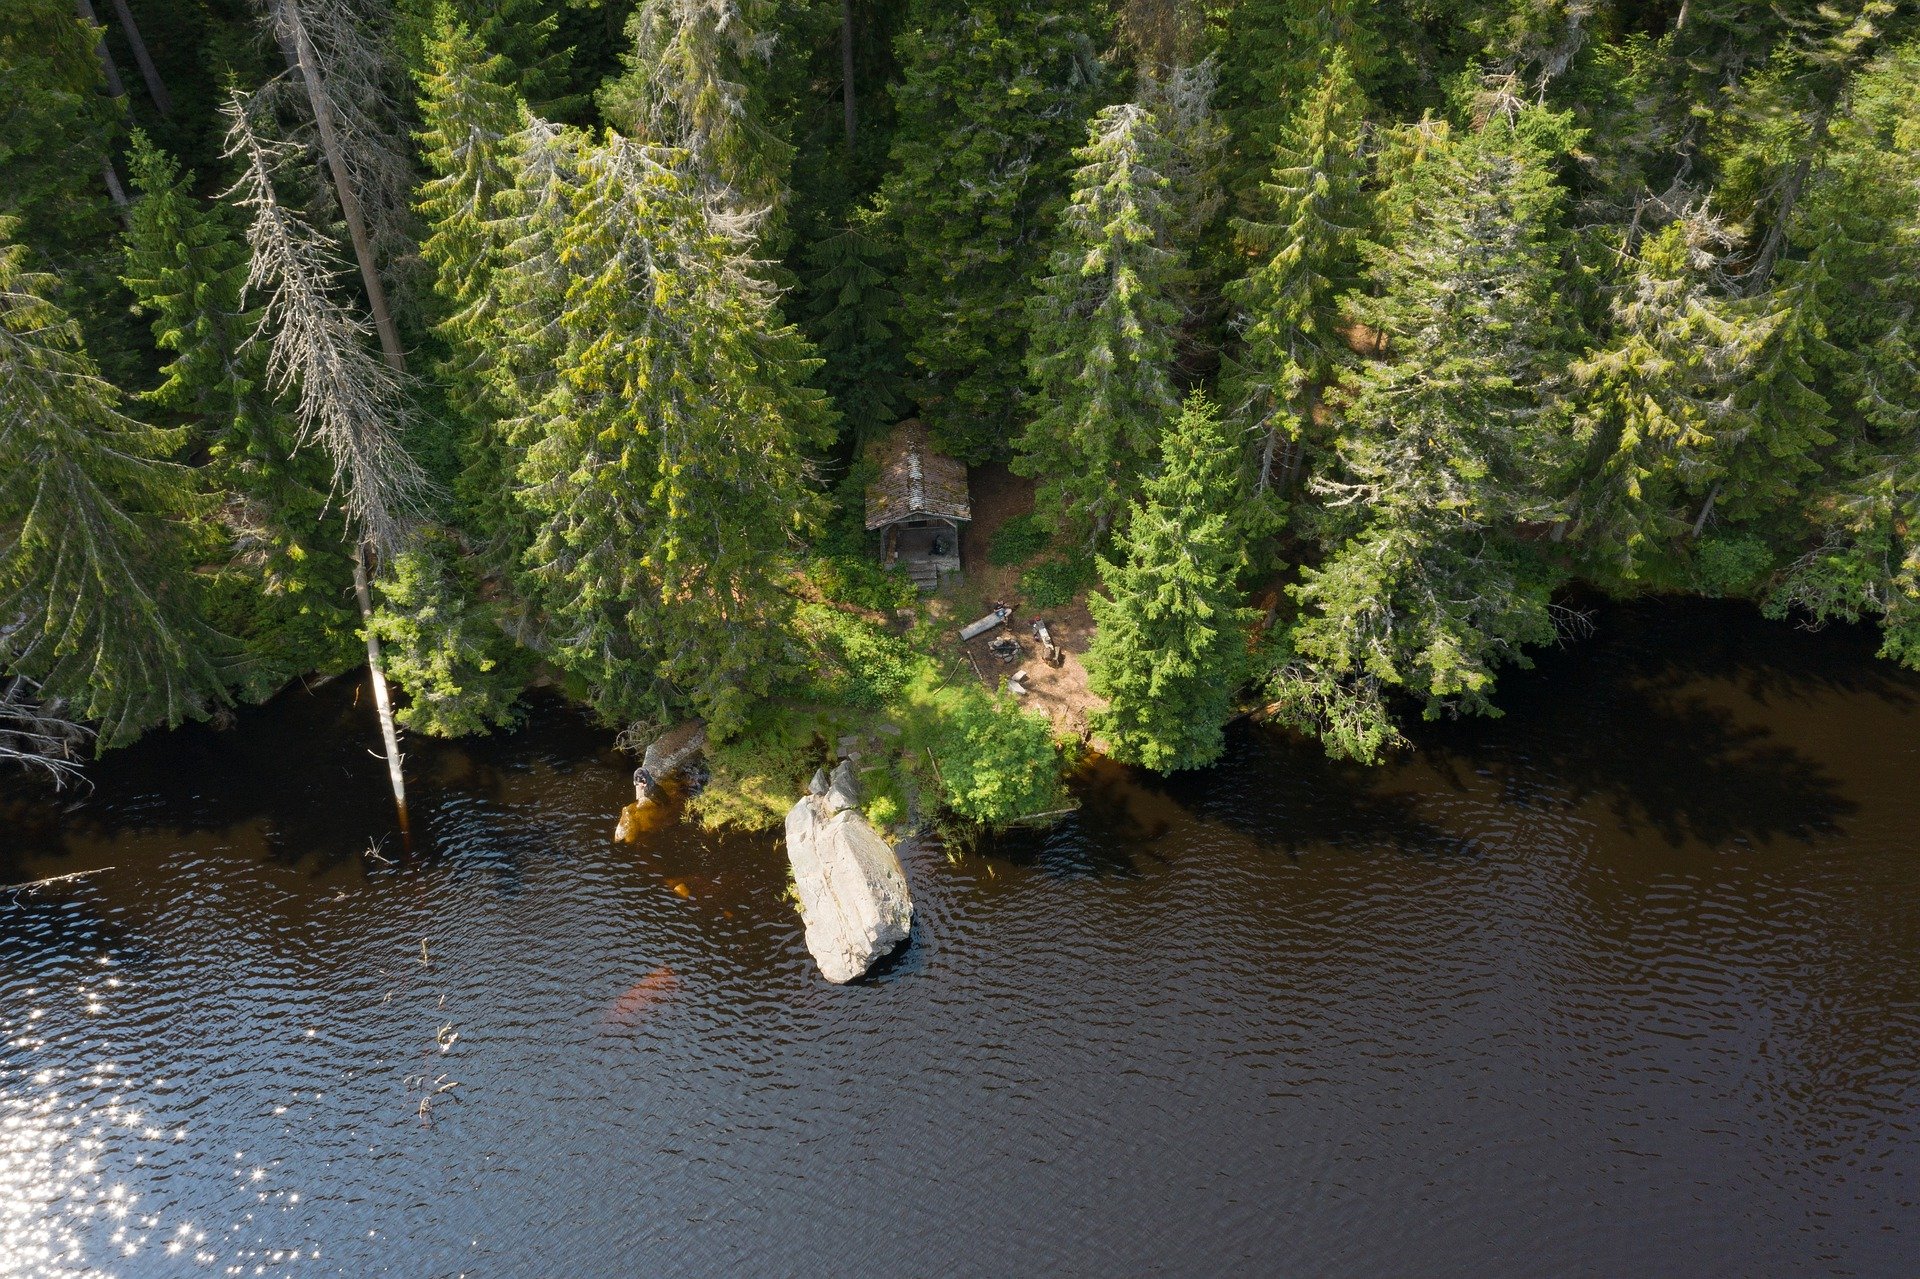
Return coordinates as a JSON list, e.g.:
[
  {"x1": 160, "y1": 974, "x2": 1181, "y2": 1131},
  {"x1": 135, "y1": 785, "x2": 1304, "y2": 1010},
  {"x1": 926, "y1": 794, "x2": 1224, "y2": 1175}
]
[{"x1": 2, "y1": 600, "x2": 1917, "y2": 1277}]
